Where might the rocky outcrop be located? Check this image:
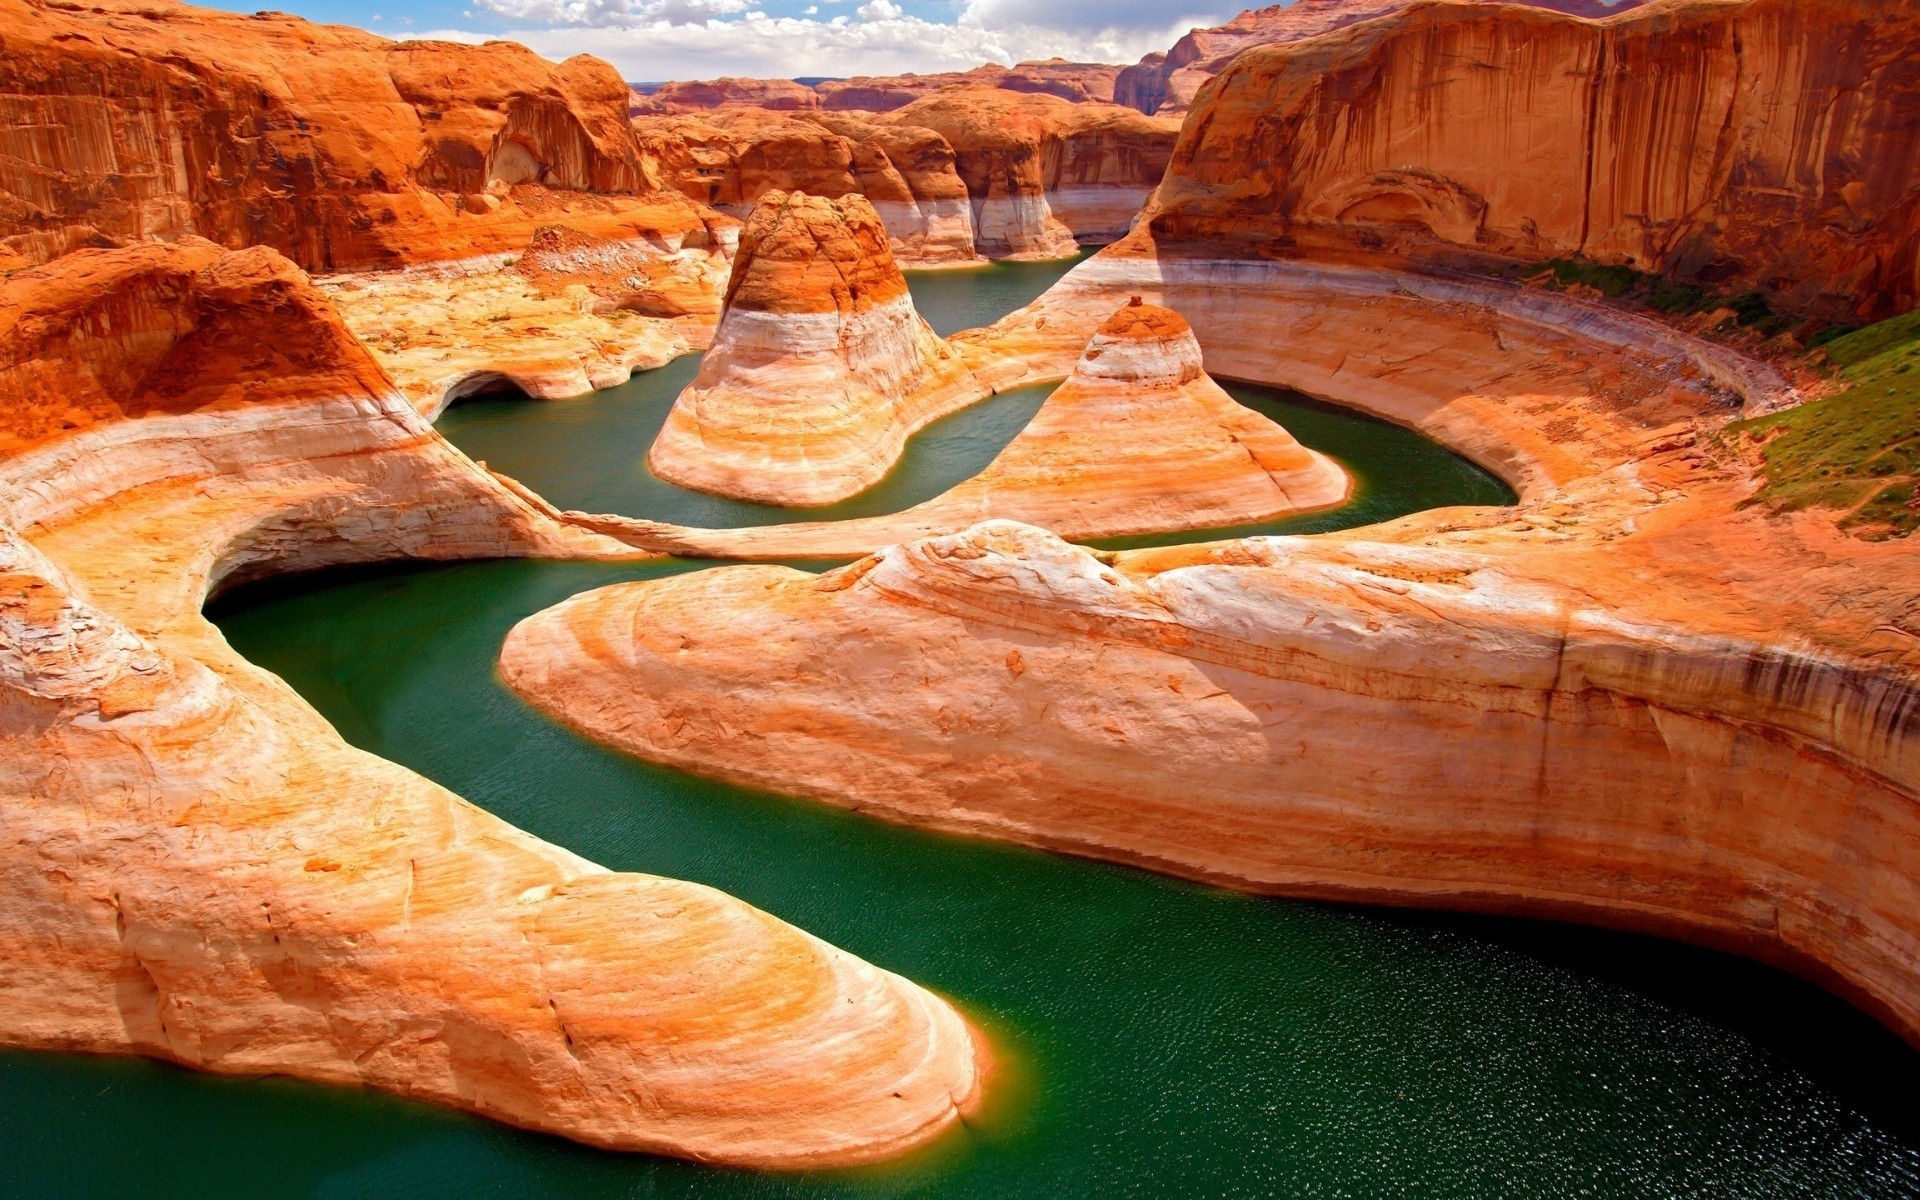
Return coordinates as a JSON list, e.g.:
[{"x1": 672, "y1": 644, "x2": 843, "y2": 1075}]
[
  {"x1": 628, "y1": 298, "x2": 1347, "y2": 557},
  {"x1": 1143, "y1": 0, "x2": 1920, "y2": 319},
  {"x1": 633, "y1": 76, "x2": 822, "y2": 114},
  {"x1": 636, "y1": 110, "x2": 979, "y2": 266},
  {"x1": 648, "y1": 191, "x2": 986, "y2": 505},
  {"x1": 640, "y1": 62, "x2": 1126, "y2": 115},
  {"x1": 1114, "y1": 0, "x2": 1646, "y2": 116},
  {"x1": 317, "y1": 237, "x2": 732, "y2": 418},
  {"x1": 0, "y1": 0, "x2": 713, "y2": 271},
  {"x1": 499, "y1": 243, "x2": 1920, "y2": 1053},
  {"x1": 0, "y1": 241, "x2": 985, "y2": 1165},
  {"x1": 885, "y1": 89, "x2": 1180, "y2": 258}
]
